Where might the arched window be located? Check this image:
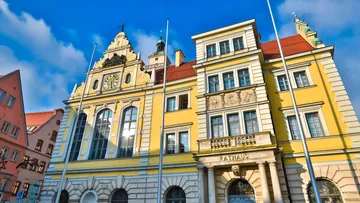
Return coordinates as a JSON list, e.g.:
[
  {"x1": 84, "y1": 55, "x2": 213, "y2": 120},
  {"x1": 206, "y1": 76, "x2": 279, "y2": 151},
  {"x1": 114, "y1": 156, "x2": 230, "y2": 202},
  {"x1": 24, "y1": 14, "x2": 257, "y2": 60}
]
[
  {"x1": 308, "y1": 179, "x2": 343, "y2": 203},
  {"x1": 165, "y1": 186, "x2": 186, "y2": 203},
  {"x1": 81, "y1": 191, "x2": 97, "y2": 203},
  {"x1": 118, "y1": 107, "x2": 137, "y2": 157},
  {"x1": 111, "y1": 189, "x2": 128, "y2": 203},
  {"x1": 89, "y1": 109, "x2": 112, "y2": 160},
  {"x1": 93, "y1": 80, "x2": 99, "y2": 90},
  {"x1": 228, "y1": 179, "x2": 255, "y2": 203},
  {"x1": 125, "y1": 73, "x2": 131, "y2": 84},
  {"x1": 53, "y1": 190, "x2": 69, "y2": 203},
  {"x1": 69, "y1": 113, "x2": 87, "y2": 161}
]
